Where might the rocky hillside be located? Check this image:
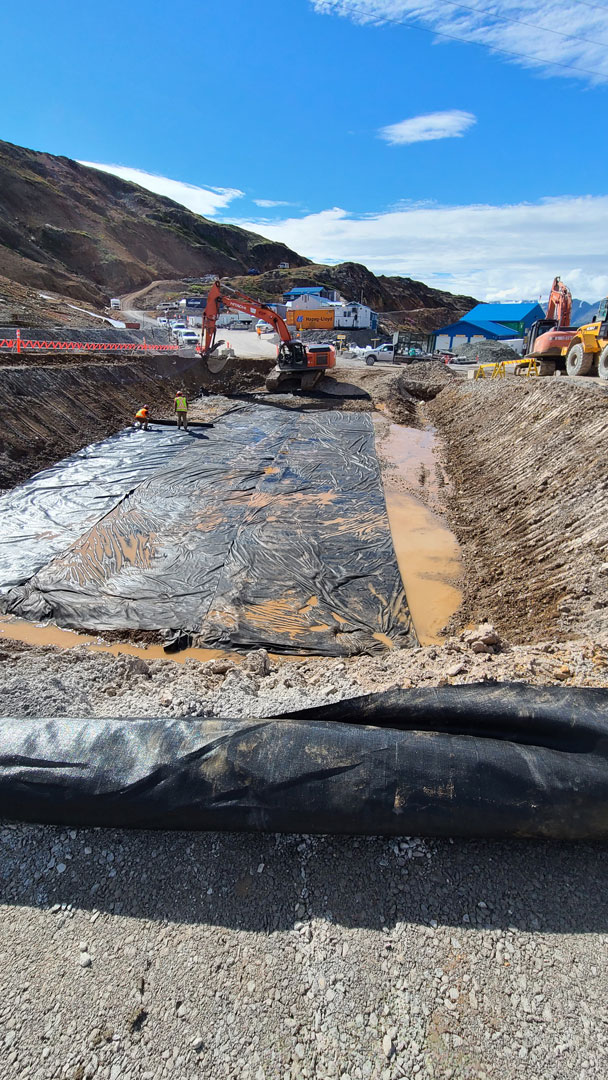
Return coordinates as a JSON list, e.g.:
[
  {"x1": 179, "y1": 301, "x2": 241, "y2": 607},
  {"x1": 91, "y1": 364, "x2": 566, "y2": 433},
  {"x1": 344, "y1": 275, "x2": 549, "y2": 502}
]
[
  {"x1": 0, "y1": 140, "x2": 306, "y2": 306},
  {"x1": 224, "y1": 263, "x2": 476, "y2": 331}
]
